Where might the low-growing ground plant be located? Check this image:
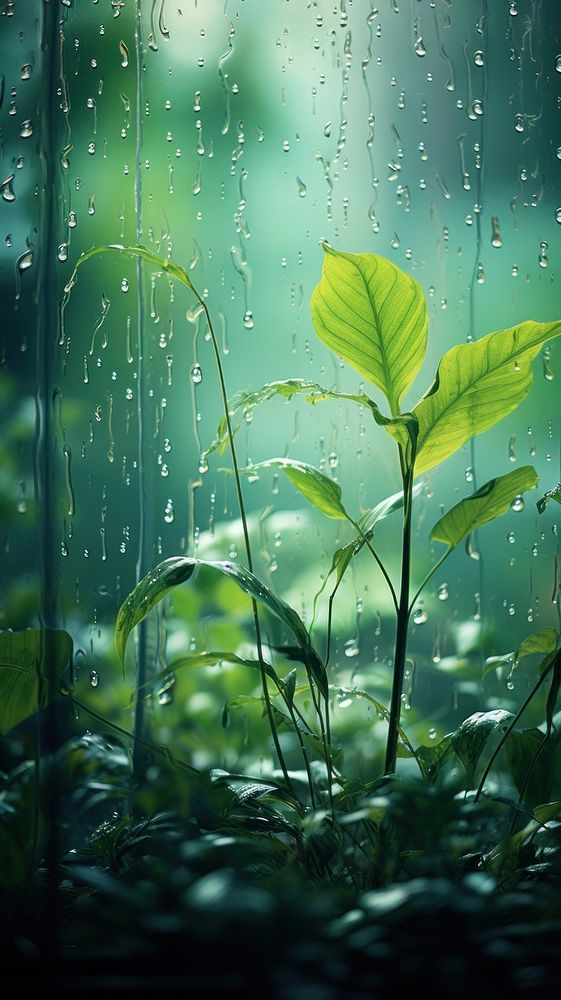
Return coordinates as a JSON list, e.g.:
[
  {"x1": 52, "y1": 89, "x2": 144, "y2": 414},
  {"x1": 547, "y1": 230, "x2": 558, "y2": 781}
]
[{"x1": 2, "y1": 242, "x2": 561, "y2": 991}]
